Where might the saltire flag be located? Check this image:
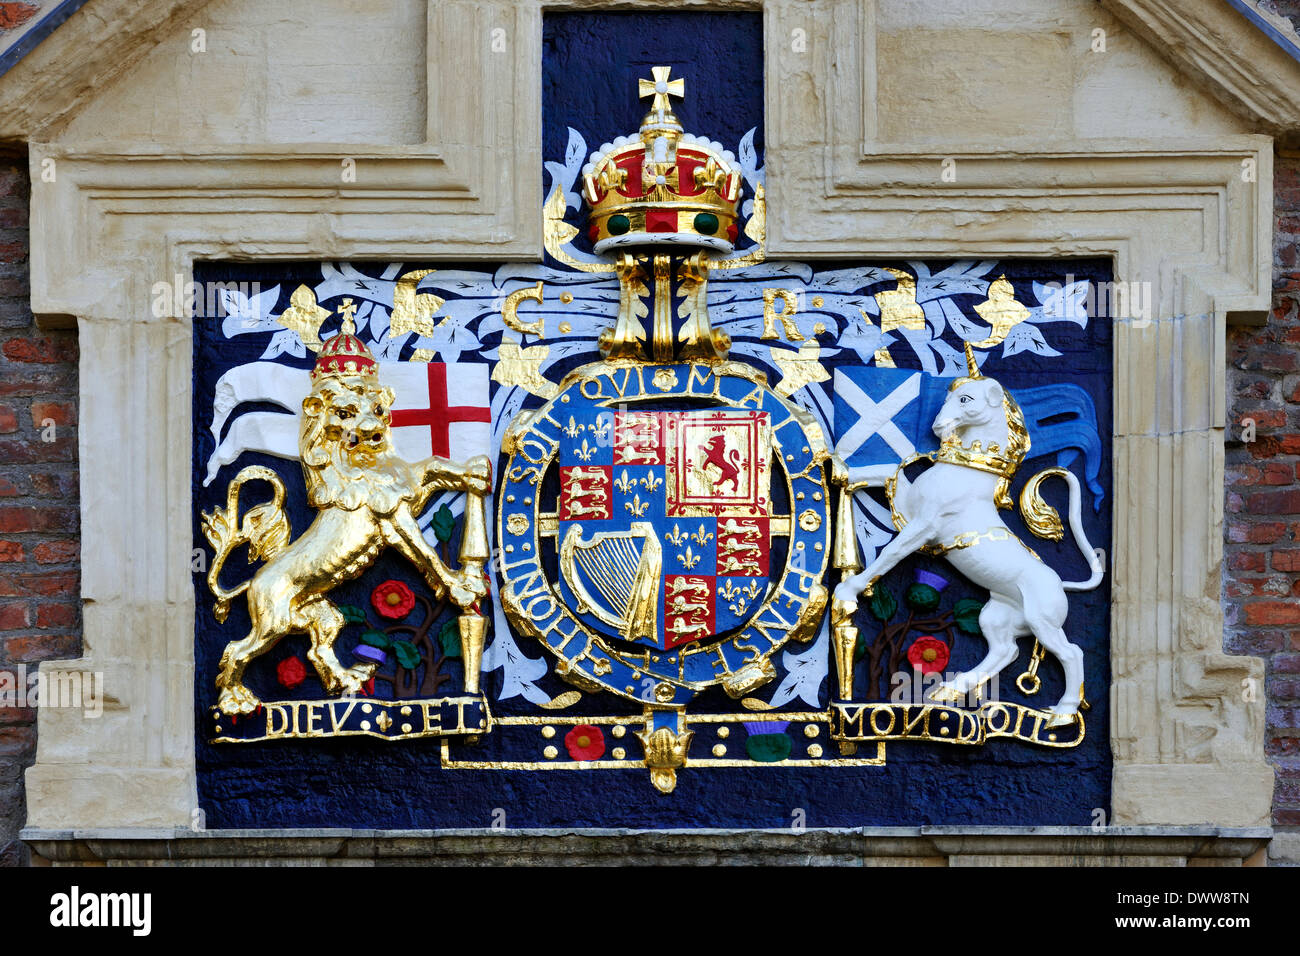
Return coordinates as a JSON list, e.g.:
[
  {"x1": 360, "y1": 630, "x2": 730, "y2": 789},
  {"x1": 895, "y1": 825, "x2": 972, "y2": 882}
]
[{"x1": 833, "y1": 367, "x2": 1105, "y2": 507}]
